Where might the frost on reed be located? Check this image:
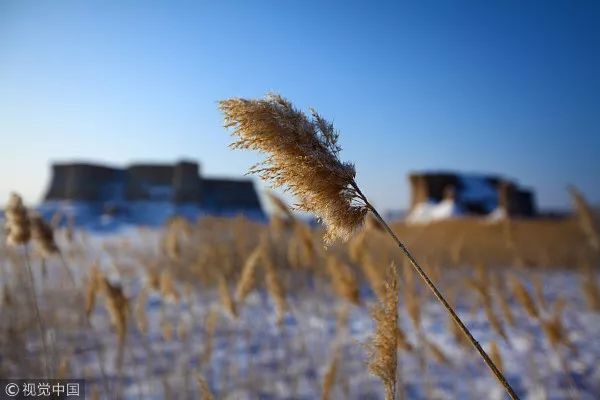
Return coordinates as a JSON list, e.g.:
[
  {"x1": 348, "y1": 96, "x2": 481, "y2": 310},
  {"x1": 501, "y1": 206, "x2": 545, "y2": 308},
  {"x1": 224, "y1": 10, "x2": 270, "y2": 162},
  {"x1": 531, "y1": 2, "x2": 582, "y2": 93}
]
[
  {"x1": 366, "y1": 263, "x2": 398, "y2": 400},
  {"x1": 219, "y1": 93, "x2": 367, "y2": 243}
]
